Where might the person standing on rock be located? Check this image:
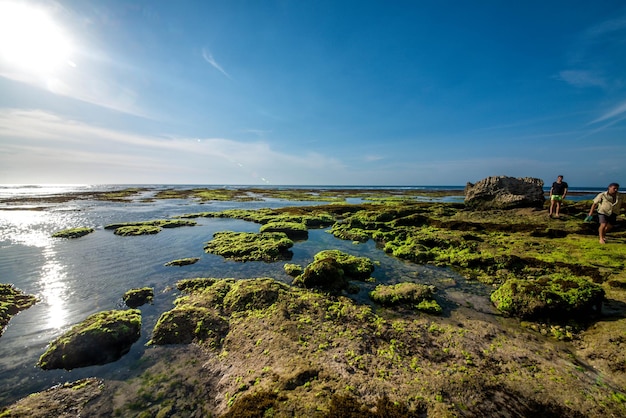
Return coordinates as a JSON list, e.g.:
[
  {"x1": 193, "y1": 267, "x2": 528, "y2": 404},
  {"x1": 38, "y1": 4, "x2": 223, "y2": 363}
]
[
  {"x1": 549, "y1": 175, "x2": 568, "y2": 218},
  {"x1": 588, "y1": 183, "x2": 623, "y2": 244}
]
